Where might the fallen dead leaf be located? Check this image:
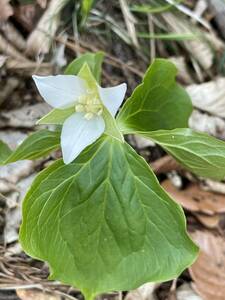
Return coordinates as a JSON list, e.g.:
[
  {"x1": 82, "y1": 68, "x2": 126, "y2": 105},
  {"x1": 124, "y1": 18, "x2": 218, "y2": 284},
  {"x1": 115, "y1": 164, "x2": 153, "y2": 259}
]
[
  {"x1": 26, "y1": 0, "x2": 66, "y2": 55},
  {"x1": 0, "y1": 0, "x2": 13, "y2": 22},
  {"x1": 17, "y1": 289, "x2": 61, "y2": 300},
  {"x1": 169, "y1": 56, "x2": 194, "y2": 85},
  {"x1": 13, "y1": 4, "x2": 37, "y2": 32},
  {"x1": 186, "y1": 78, "x2": 225, "y2": 118},
  {"x1": 4, "y1": 173, "x2": 36, "y2": 244},
  {"x1": 151, "y1": 156, "x2": 182, "y2": 175},
  {"x1": 162, "y1": 180, "x2": 225, "y2": 215},
  {"x1": 37, "y1": 0, "x2": 47, "y2": 9},
  {"x1": 0, "y1": 55, "x2": 7, "y2": 68},
  {"x1": 189, "y1": 110, "x2": 225, "y2": 140},
  {"x1": 0, "y1": 104, "x2": 51, "y2": 128},
  {"x1": 194, "y1": 213, "x2": 221, "y2": 229},
  {"x1": 162, "y1": 12, "x2": 213, "y2": 70},
  {"x1": 128, "y1": 134, "x2": 155, "y2": 149},
  {"x1": 190, "y1": 231, "x2": 225, "y2": 300},
  {"x1": 125, "y1": 283, "x2": 157, "y2": 300},
  {"x1": 208, "y1": 0, "x2": 225, "y2": 39},
  {"x1": 176, "y1": 283, "x2": 202, "y2": 300}
]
